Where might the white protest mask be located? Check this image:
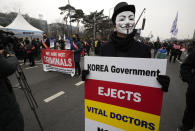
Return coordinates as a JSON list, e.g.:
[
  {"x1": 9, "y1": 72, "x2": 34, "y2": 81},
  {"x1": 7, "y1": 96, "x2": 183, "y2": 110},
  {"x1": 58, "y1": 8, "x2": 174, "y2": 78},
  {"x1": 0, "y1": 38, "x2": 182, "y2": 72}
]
[{"x1": 115, "y1": 11, "x2": 135, "y2": 34}]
